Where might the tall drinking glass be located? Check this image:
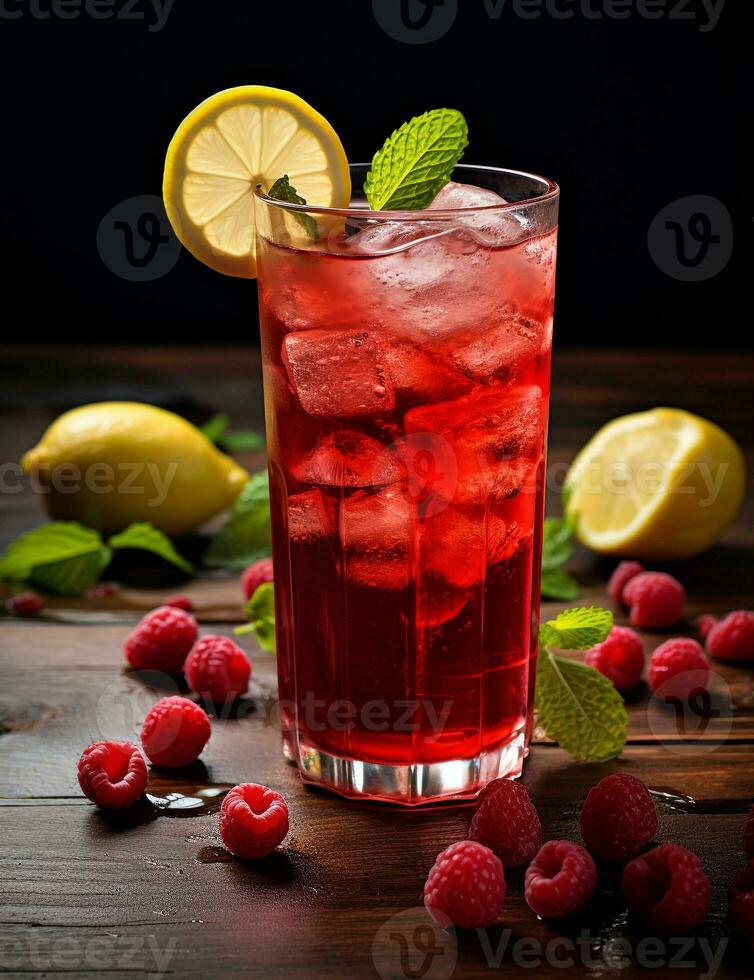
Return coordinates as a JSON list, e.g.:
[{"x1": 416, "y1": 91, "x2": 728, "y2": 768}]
[{"x1": 255, "y1": 165, "x2": 559, "y2": 805}]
